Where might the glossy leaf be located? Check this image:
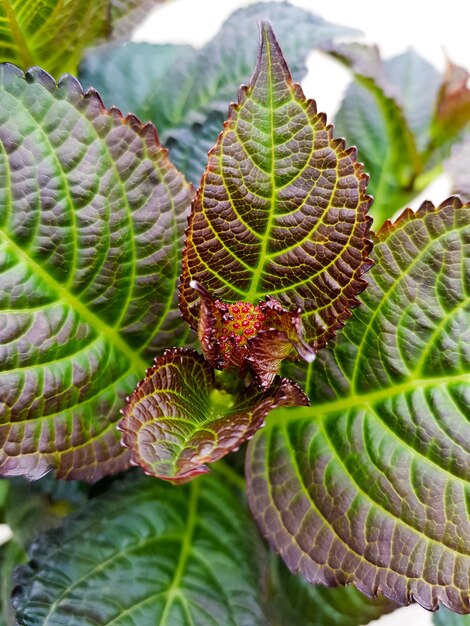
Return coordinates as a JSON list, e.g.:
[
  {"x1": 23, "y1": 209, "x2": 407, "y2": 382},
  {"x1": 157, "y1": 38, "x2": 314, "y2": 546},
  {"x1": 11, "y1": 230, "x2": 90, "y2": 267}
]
[
  {"x1": 120, "y1": 348, "x2": 308, "y2": 483},
  {"x1": 79, "y1": 1, "x2": 359, "y2": 184},
  {"x1": 0, "y1": 65, "x2": 193, "y2": 480},
  {"x1": 269, "y1": 559, "x2": 398, "y2": 626},
  {"x1": 0, "y1": 0, "x2": 166, "y2": 77},
  {"x1": 181, "y1": 24, "x2": 372, "y2": 357},
  {"x1": 247, "y1": 198, "x2": 470, "y2": 613},
  {"x1": 13, "y1": 472, "x2": 267, "y2": 626}
]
